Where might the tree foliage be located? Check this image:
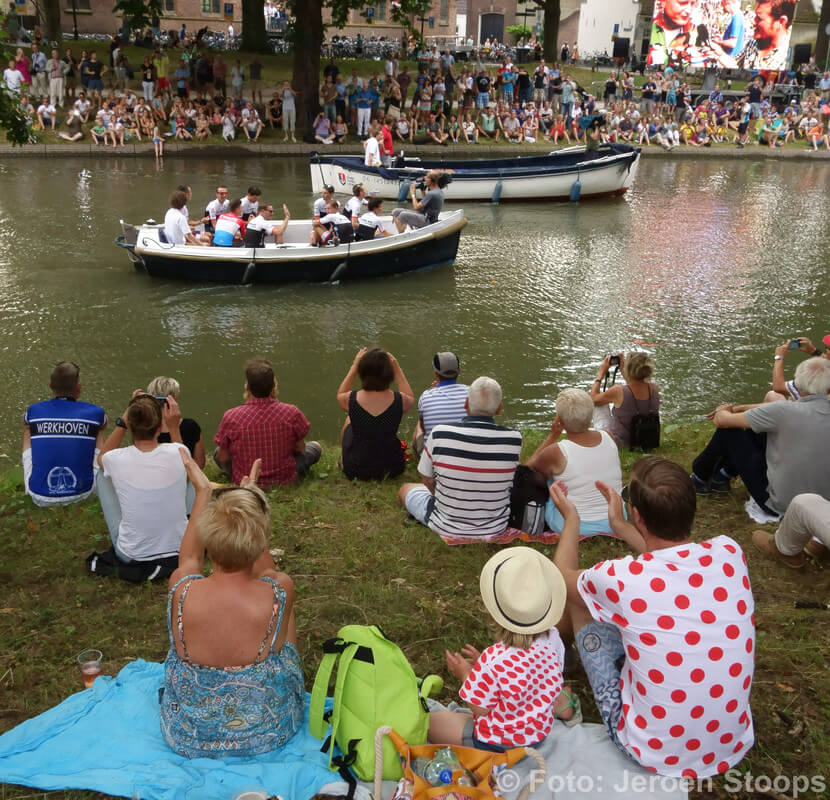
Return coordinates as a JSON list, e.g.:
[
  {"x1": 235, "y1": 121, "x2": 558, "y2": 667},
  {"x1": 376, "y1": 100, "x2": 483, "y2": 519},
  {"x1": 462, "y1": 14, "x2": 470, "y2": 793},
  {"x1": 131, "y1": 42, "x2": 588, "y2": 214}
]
[
  {"x1": 112, "y1": 0, "x2": 164, "y2": 33},
  {"x1": 0, "y1": 13, "x2": 35, "y2": 145},
  {"x1": 506, "y1": 24, "x2": 532, "y2": 44},
  {"x1": 42, "y1": 0, "x2": 62, "y2": 47}
]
